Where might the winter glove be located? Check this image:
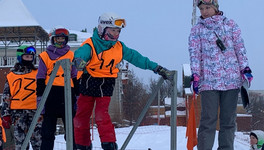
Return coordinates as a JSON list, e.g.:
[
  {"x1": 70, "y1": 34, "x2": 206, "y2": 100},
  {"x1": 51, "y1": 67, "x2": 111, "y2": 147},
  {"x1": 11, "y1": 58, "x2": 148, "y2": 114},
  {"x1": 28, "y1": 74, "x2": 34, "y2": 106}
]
[
  {"x1": 154, "y1": 65, "x2": 174, "y2": 81},
  {"x1": 2, "y1": 116, "x2": 12, "y2": 129},
  {"x1": 36, "y1": 79, "x2": 46, "y2": 97},
  {"x1": 73, "y1": 58, "x2": 87, "y2": 71},
  {"x1": 191, "y1": 73, "x2": 199, "y2": 94},
  {"x1": 241, "y1": 67, "x2": 253, "y2": 87},
  {"x1": 73, "y1": 78, "x2": 80, "y2": 97},
  {"x1": 37, "y1": 96, "x2": 45, "y2": 115}
]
